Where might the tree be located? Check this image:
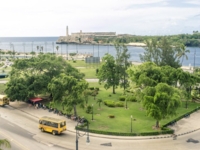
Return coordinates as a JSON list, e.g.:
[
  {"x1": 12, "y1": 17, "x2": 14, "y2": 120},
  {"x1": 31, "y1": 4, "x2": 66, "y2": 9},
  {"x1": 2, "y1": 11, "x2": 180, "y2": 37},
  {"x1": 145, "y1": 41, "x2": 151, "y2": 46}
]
[
  {"x1": 5, "y1": 54, "x2": 84, "y2": 101},
  {"x1": 114, "y1": 42, "x2": 131, "y2": 94},
  {"x1": 48, "y1": 73, "x2": 88, "y2": 116},
  {"x1": 176, "y1": 44, "x2": 190, "y2": 65},
  {"x1": 178, "y1": 71, "x2": 199, "y2": 108},
  {"x1": 83, "y1": 89, "x2": 91, "y2": 106},
  {"x1": 140, "y1": 37, "x2": 181, "y2": 68},
  {"x1": 97, "y1": 54, "x2": 120, "y2": 94},
  {"x1": 140, "y1": 38, "x2": 161, "y2": 65},
  {"x1": 97, "y1": 98, "x2": 103, "y2": 109},
  {"x1": 30, "y1": 51, "x2": 36, "y2": 57},
  {"x1": 40, "y1": 46, "x2": 43, "y2": 54},
  {"x1": 158, "y1": 37, "x2": 181, "y2": 68},
  {"x1": 128, "y1": 62, "x2": 164, "y2": 88},
  {"x1": 56, "y1": 46, "x2": 59, "y2": 55},
  {"x1": 0, "y1": 139, "x2": 11, "y2": 150},
  {"x1": 36, "y1": 45, "x2": 39, "y2": 55},
  {"x1": 142, "y1": 83, "x2": 181, "y2": 128}
]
